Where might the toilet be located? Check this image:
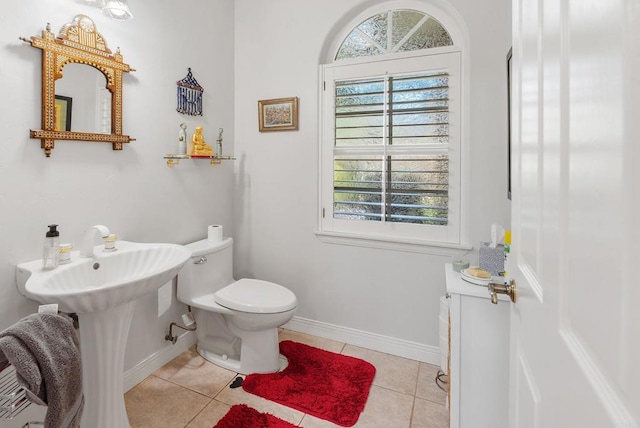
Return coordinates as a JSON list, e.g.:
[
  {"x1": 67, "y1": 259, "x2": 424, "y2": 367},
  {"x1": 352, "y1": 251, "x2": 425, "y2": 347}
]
[{"x1": 177, "y1": 237, "x2": 297, "y2": 374}]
